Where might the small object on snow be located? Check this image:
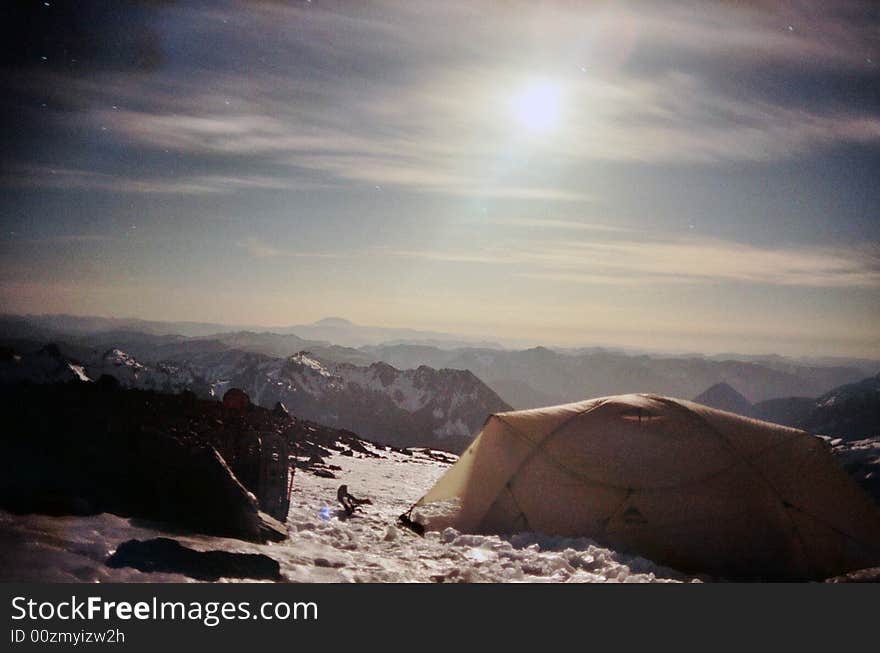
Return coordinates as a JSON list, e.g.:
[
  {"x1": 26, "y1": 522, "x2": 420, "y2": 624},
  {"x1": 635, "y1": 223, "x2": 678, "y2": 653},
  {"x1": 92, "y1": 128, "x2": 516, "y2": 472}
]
[
  {"x1": 337, "y1": 484, "x2": 372, "y2": 515},
  {"x1": 398, "y1": 512, "x2": 425, "y2": 536}
]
